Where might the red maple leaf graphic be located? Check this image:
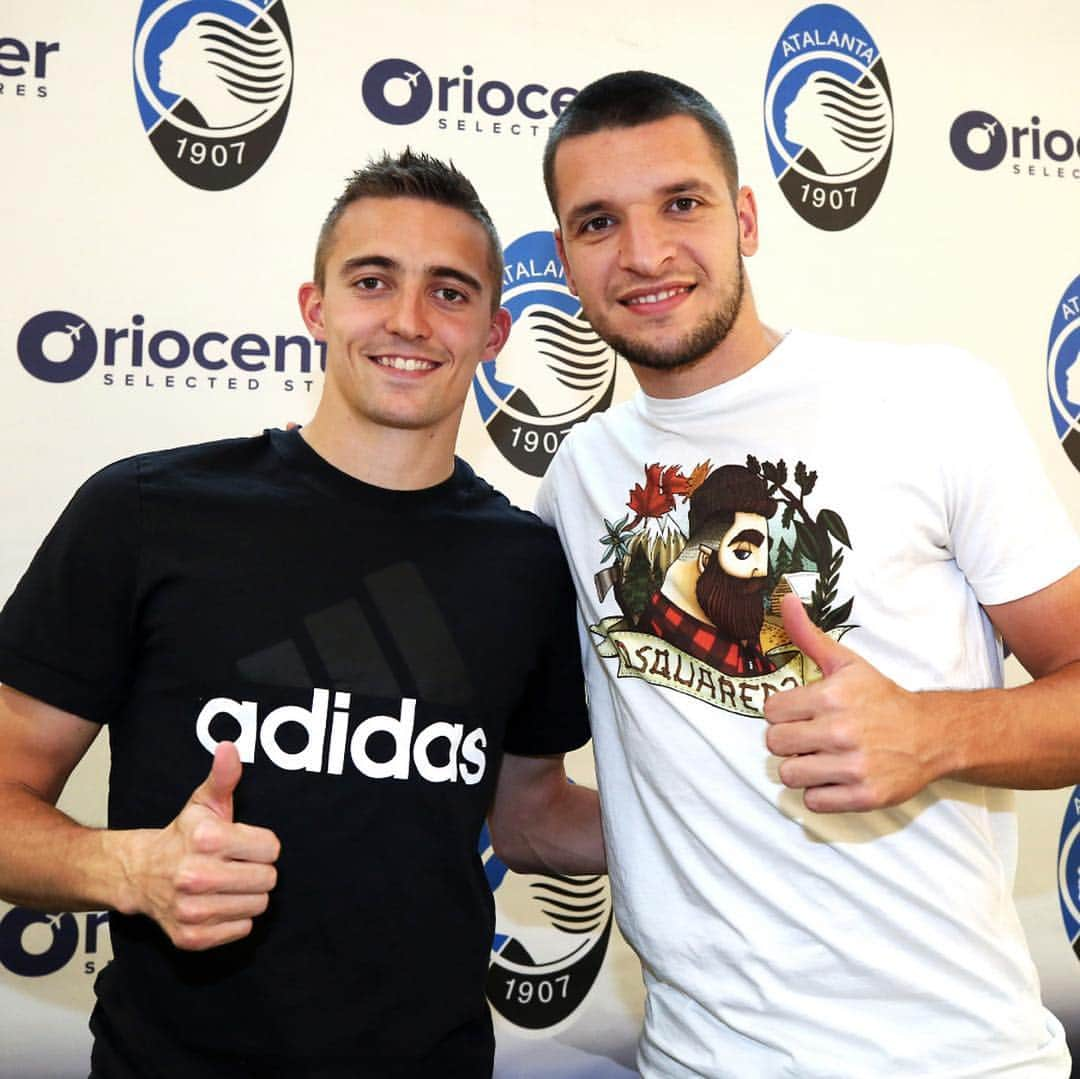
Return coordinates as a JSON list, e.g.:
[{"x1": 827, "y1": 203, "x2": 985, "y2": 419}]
[{"x1": 627, "y1": 463, "x2": 688, "y2": 526}]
